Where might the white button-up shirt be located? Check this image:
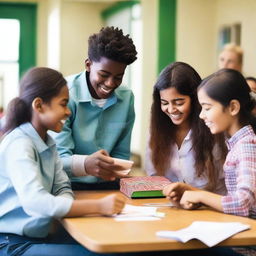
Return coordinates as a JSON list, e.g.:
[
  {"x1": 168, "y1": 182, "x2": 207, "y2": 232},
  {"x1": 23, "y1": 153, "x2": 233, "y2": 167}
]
[{"x1": 145, "y1": 130, "x2": 226, "y2": 194}]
